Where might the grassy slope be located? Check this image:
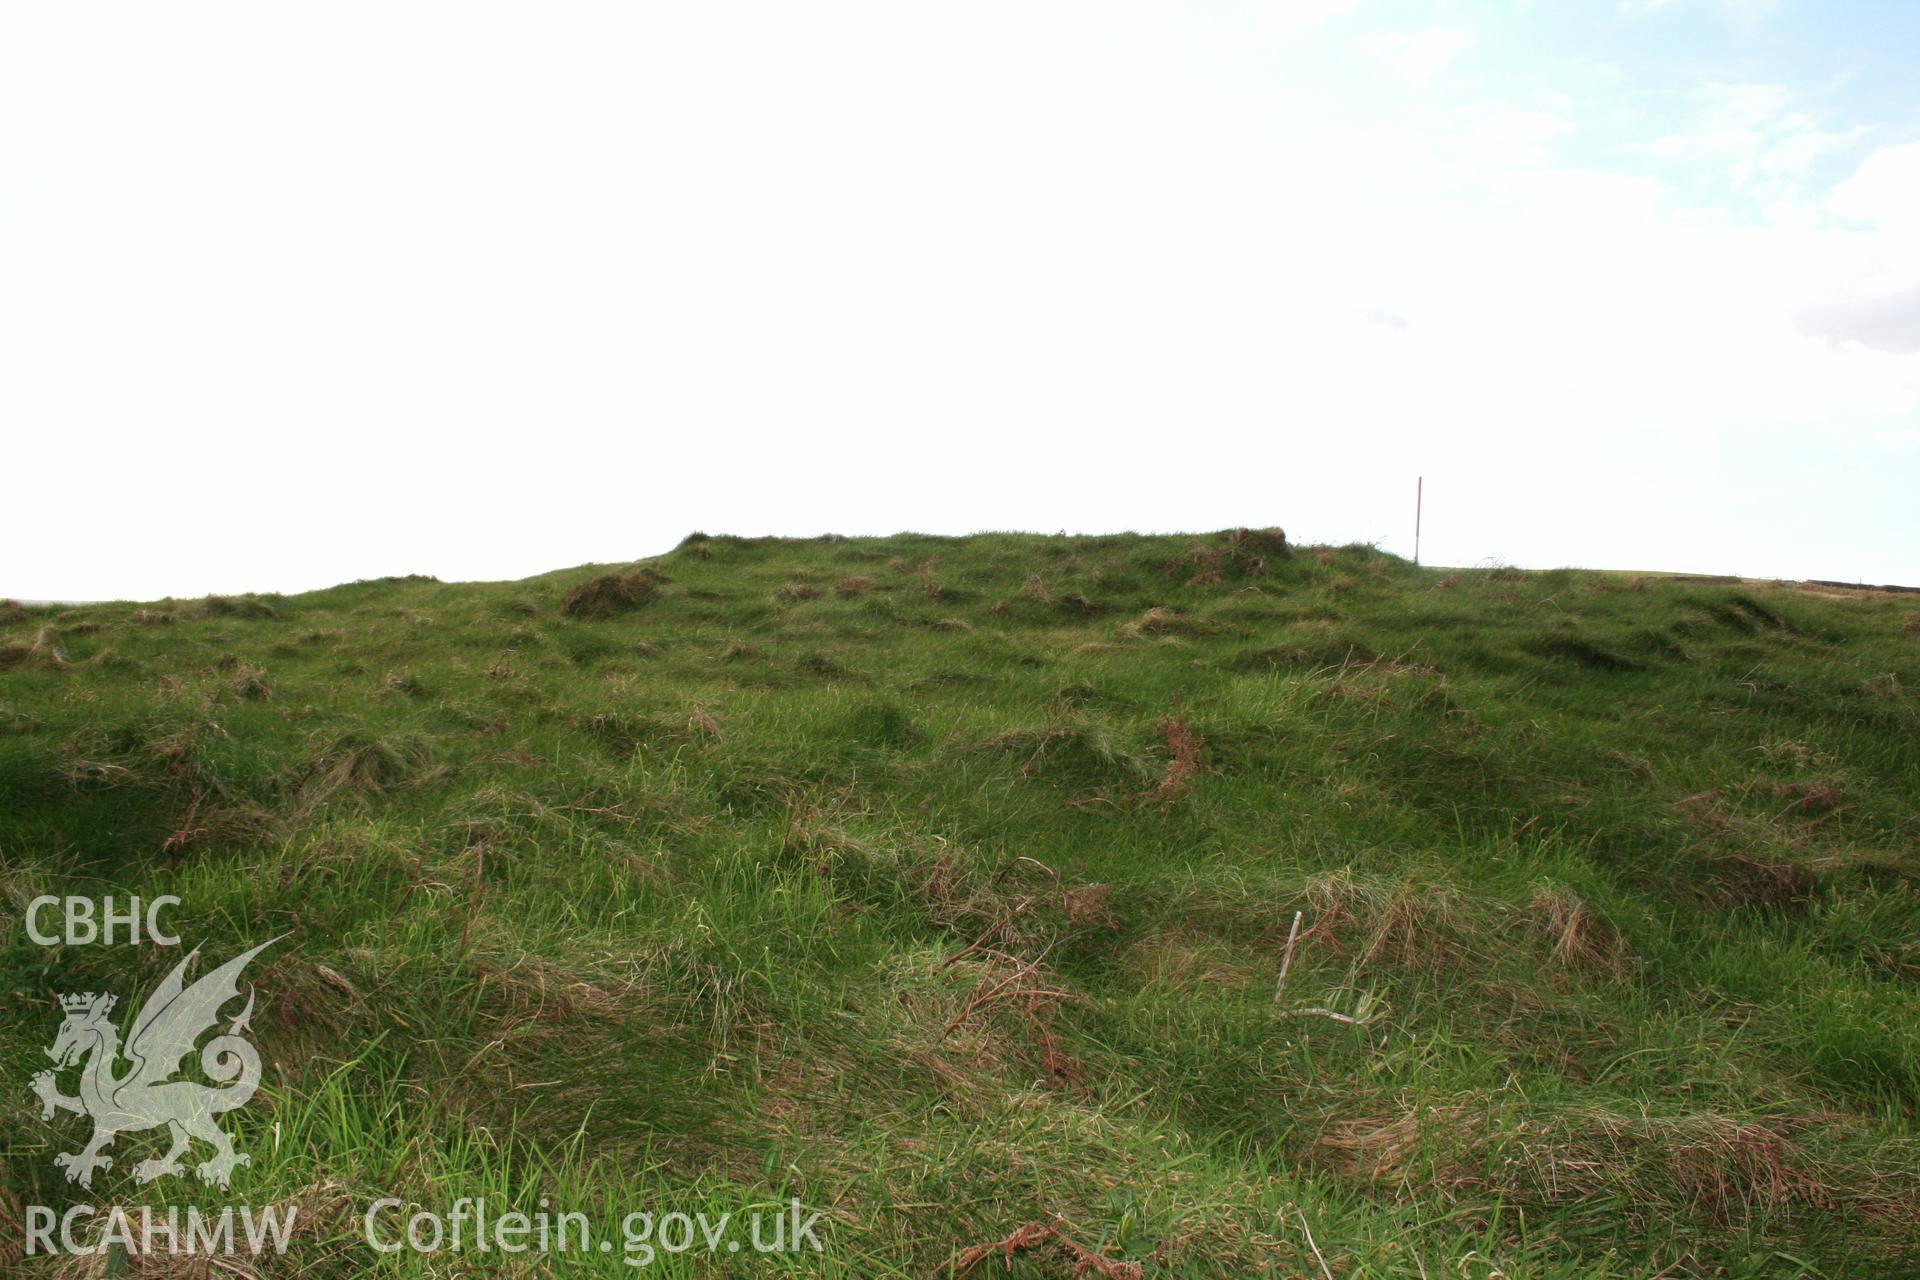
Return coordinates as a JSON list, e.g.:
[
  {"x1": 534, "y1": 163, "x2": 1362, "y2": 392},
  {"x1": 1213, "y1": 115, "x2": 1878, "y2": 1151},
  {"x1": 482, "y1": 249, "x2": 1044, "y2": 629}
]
[{"x1": 2, "y1": 531, "x2": 1918, "y2": 1278}]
